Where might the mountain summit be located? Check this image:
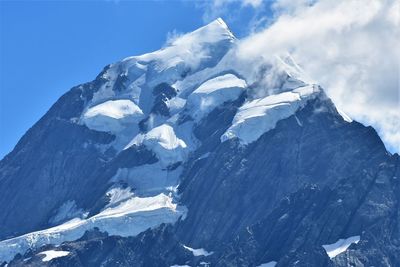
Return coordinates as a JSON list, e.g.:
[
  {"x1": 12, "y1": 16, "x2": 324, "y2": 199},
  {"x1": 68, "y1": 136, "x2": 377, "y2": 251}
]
[{"x1": 1, "y1": 19, "x2": 399, "y2": 267}]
